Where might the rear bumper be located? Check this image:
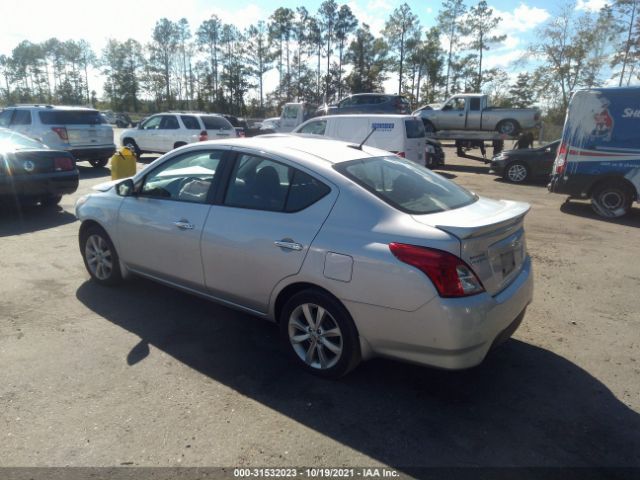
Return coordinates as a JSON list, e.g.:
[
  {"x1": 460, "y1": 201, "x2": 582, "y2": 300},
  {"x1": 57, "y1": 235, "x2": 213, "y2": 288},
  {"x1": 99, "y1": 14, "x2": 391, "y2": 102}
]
[
  {"x1": 345, "y1": 256, "x2": 534, "y2": 369},
  {"x1": 0, "y1": 170, "x2": 79, "y2": 197},
  {"x1": 548, "y1": 174, "x2": 589, "y2": 197},
  {"x1": 69, "y1": 145, "x2": 116, "y2": 161}
]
